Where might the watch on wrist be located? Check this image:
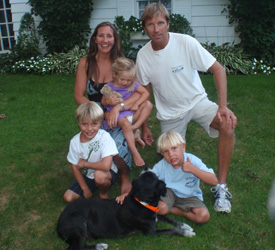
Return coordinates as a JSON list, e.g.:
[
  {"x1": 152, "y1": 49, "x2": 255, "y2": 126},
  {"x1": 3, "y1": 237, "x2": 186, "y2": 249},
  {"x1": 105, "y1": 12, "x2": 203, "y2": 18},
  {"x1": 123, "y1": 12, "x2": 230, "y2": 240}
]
[{"x1": 120, "y1": 102, "x2": 125, "y2": 111}]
